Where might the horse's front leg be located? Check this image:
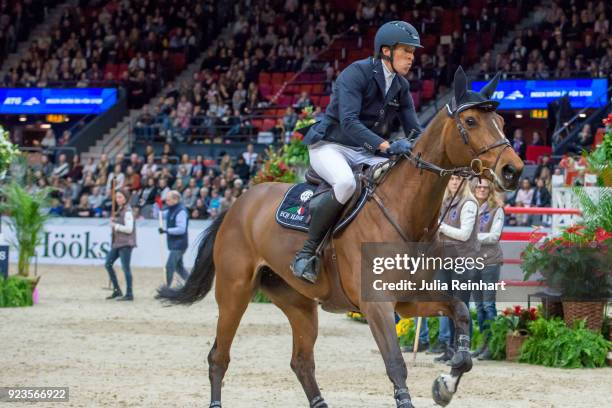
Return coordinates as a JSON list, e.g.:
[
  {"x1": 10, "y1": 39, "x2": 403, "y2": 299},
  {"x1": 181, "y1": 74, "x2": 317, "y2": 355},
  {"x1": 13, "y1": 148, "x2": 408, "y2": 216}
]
[
  {"x1": 362, "y1": 301, "x2": 414, "y2": 408},
  {"x1": 432, "y1": 298, "x2": 472, "y2": 407}
]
